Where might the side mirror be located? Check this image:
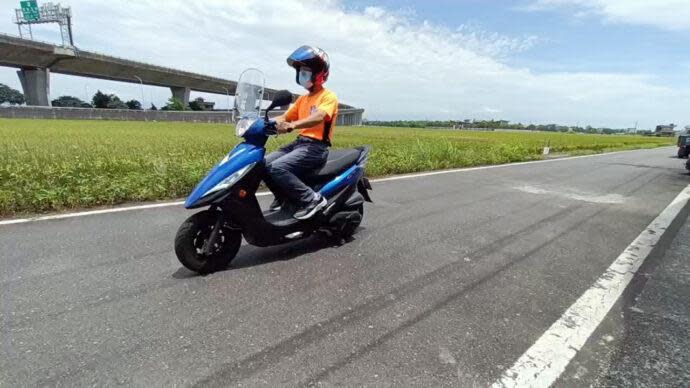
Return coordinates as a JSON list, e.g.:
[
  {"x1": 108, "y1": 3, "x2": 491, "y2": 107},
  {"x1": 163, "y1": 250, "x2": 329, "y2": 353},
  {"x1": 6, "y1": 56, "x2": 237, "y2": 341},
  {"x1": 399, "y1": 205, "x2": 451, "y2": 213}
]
[{"x1": 266, "y1": 90, "x2": 293, "y2": 113}]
